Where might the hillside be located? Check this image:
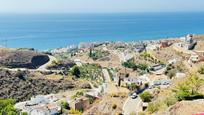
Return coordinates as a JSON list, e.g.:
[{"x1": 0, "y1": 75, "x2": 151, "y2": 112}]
[
  {"x1": 0, "y1": 69, "x2": 76, "y2": 102},
  {"x1": 0, "y1": 48, "x2": 49, "y2": 69}
]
